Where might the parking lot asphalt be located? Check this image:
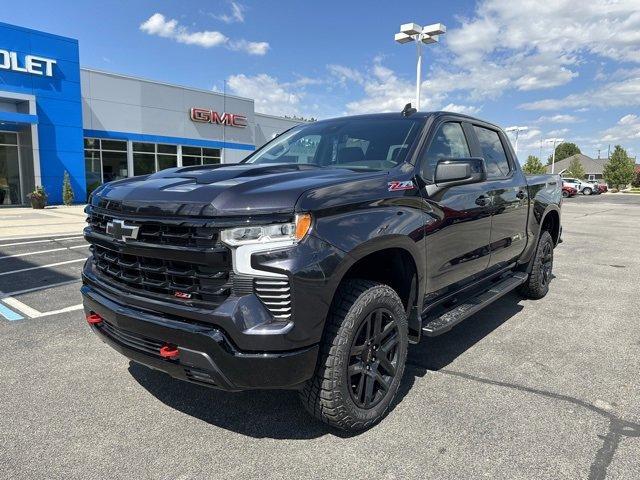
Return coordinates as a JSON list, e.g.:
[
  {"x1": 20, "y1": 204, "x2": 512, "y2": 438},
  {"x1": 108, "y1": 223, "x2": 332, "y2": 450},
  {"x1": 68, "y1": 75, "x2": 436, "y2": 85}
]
[{"x1": 0, "y1": 195, "x2": 639, "y2": 480}]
